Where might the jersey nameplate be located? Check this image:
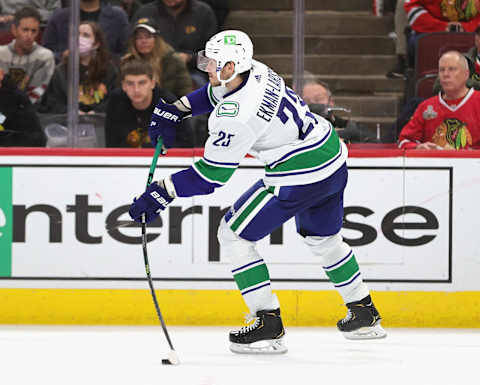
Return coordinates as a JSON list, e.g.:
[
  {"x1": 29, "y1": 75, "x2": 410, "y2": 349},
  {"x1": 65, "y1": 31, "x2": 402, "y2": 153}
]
[{"x1": 216, "y1": 101, "x2": 239, "y2": 117}]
